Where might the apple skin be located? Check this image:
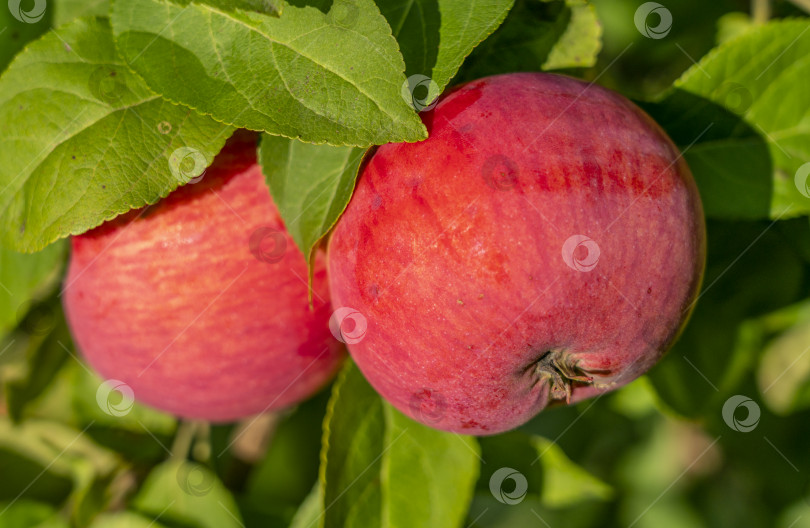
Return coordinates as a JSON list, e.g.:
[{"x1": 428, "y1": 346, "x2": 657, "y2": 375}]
[
  {"x1": 63, "y1": 132, "x2": 344, "y2": 422},
  {"x1": 327, "y1": 73, "x2": 705, "y2": 435}
]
